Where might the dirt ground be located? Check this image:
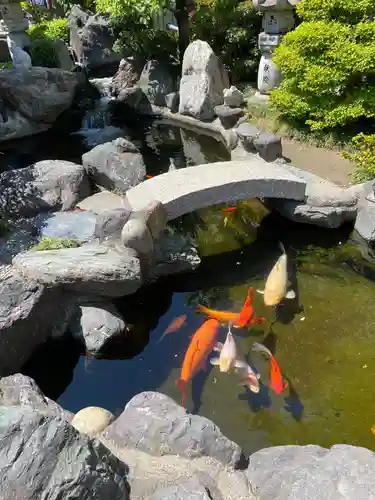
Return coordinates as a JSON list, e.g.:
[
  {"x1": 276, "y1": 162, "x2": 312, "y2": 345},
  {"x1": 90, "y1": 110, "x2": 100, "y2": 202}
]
[{"x1": 281, "y1": 138, "x2": 355, "y2": 187}]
